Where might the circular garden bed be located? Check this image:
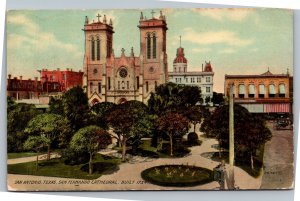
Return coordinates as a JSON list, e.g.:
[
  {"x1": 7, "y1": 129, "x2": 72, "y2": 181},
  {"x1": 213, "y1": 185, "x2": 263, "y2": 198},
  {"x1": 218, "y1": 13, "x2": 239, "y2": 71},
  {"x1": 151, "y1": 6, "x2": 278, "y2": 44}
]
[{"x1": 141, "y1": 165, "x2": 213, "y2": 187}]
